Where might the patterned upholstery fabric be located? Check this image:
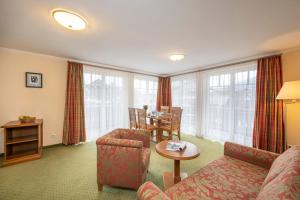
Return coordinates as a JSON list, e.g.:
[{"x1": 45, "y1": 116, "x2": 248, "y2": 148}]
[
  {"x1": 165, "y1": 156, "x2": 268, "y2": 200},
  {"x1": 96, "y1": 129, "x2": 151, "y2": 190},
  {"x1": 262, "y1": 146, "x2": 300, "y2": 187},
  {"x1": 257, "y1": 146, "x2": 300, "y2": 200},
  {"x1": 137, "y1": 142, "x2": 298, "y2": 200},
  {"x1": 224, "y1": 142, "x2": 279, "y2": 169},
  {"x1": 142, "y1": 148, "x2": 151, "y2": 171},
  {"x1": 137, "y1": 182, "x2": 171, "y2": 200}
]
